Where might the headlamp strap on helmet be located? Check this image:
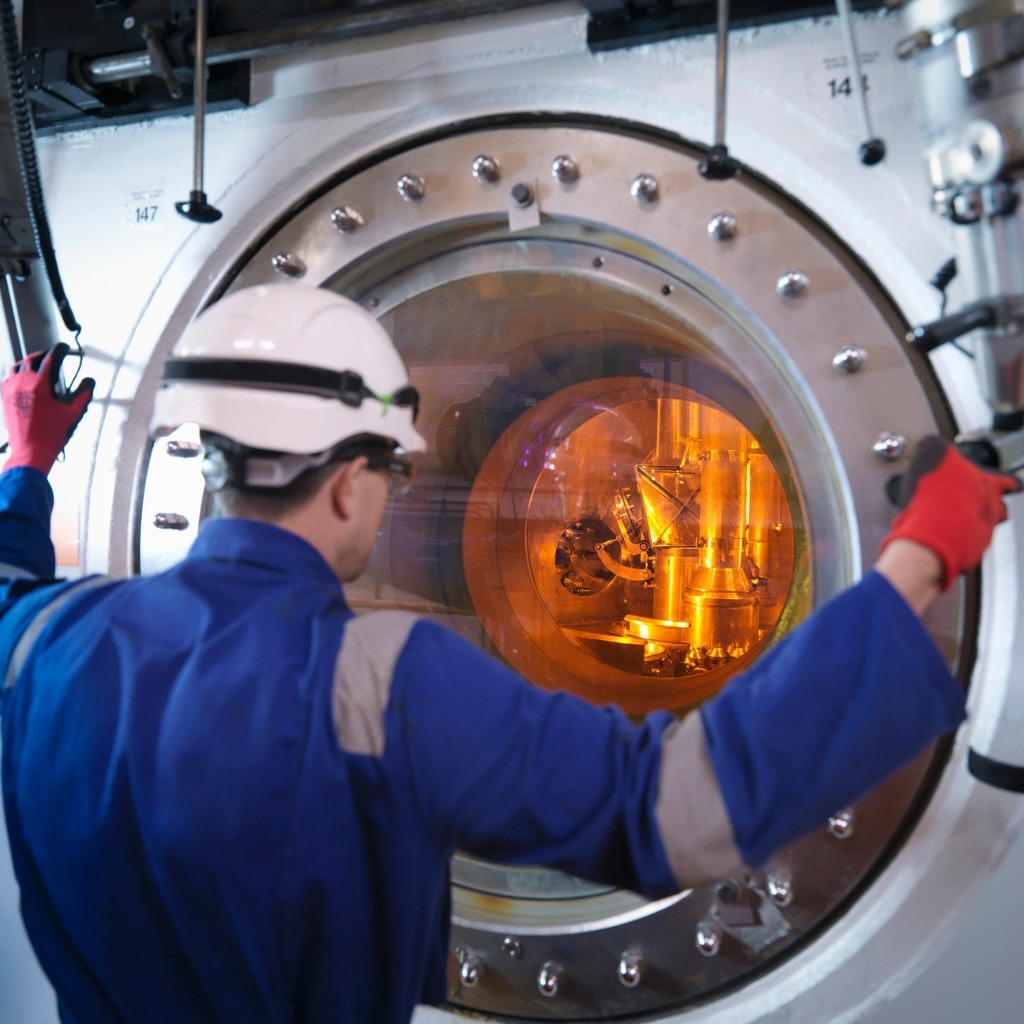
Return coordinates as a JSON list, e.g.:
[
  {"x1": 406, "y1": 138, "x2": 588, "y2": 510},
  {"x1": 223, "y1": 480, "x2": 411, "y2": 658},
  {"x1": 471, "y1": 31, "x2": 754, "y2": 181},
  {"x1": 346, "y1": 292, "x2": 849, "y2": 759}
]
[
  {"x1": 201, "y1": 433, "x2": 407, "y2": 493},
  {"x1": 201, "y1": 444, "x2": 336, "y2": 492},
  {"x1": 163, "y1": 358, "x2": 419, "y2": 421}
]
